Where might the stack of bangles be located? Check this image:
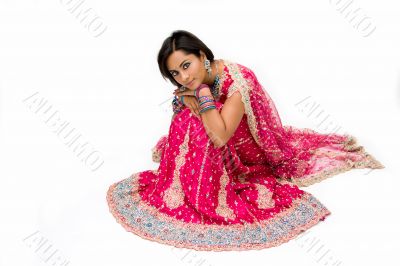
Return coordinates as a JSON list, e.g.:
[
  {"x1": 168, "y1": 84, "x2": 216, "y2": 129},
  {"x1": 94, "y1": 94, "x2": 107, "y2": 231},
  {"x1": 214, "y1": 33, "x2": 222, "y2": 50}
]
[
  {"x1": 196, "y1": 84, "x2": 217, "y2": 114},
  {"x1": 171, "y1": 84, "x2": 216, "y2": 114},
  {"x1": 172, "y1": 96, "x2": 184, "y2": 114}
]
